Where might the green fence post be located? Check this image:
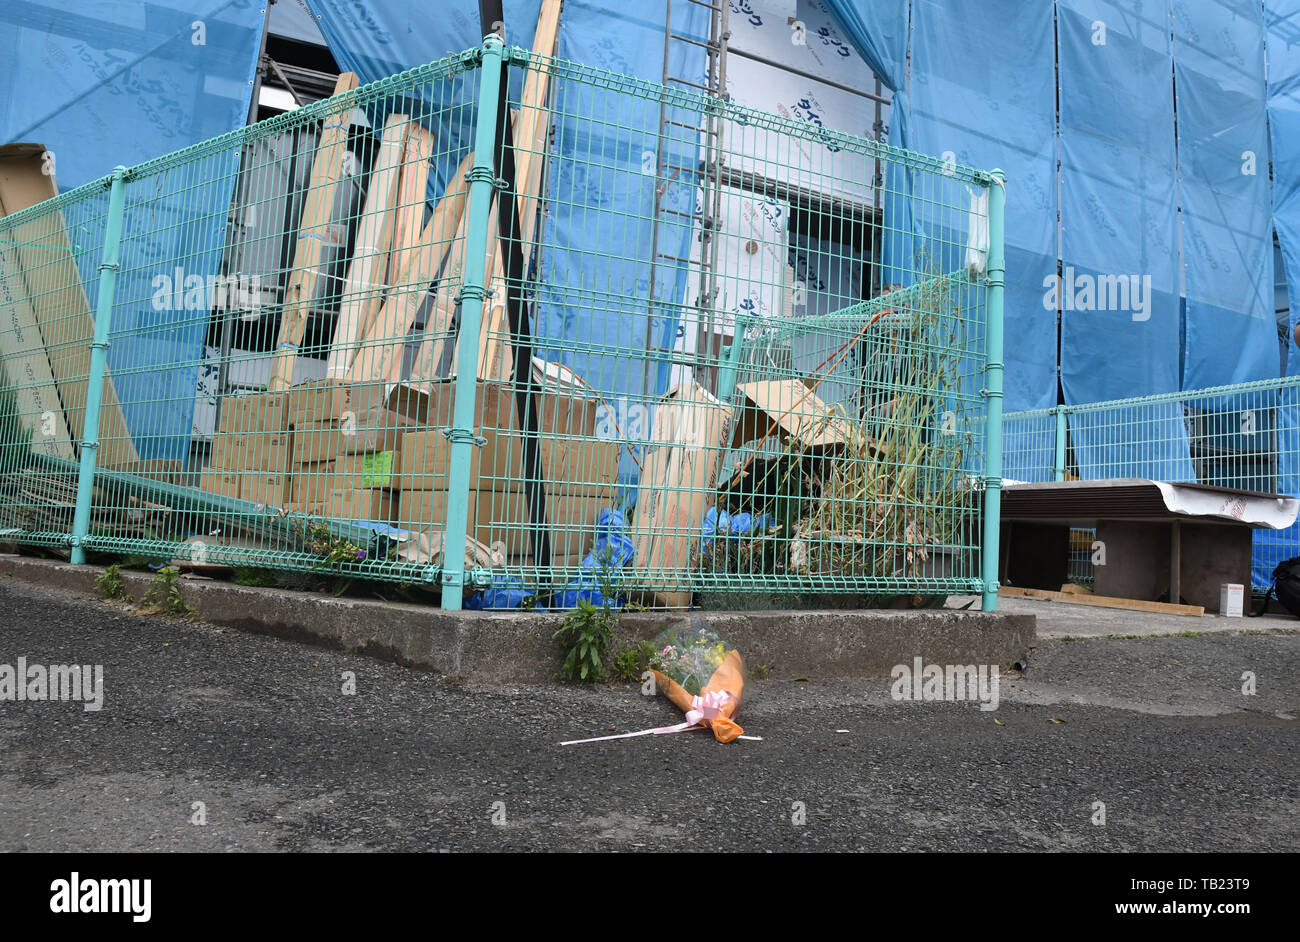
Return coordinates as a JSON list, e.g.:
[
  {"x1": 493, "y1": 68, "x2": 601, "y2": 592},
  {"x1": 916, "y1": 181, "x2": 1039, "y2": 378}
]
[
  {"x1": 981, "y1": 170, "x2": 1006, "y2": 612},
  {"x1": 70, "y1": 166, "x2": 128, "y2": 566},
  {"x1": 1053, "y1": 406, "x2": 1068, "y2": 481},
  {"x1": 440, "y1": 34, "x2": 505, "y2": 610}
]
